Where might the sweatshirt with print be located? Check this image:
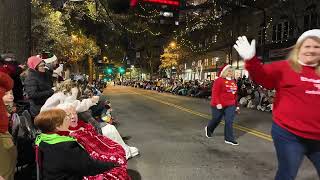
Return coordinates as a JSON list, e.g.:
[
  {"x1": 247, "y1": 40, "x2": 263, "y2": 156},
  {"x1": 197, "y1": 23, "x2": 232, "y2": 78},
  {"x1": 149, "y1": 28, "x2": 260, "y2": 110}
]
[
  {"x1": 211, "y1": 77, "x2": 238, "y2": 108},
  {"x1": 245, "y1": 56, "x2": 320, "y2": 140}
]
